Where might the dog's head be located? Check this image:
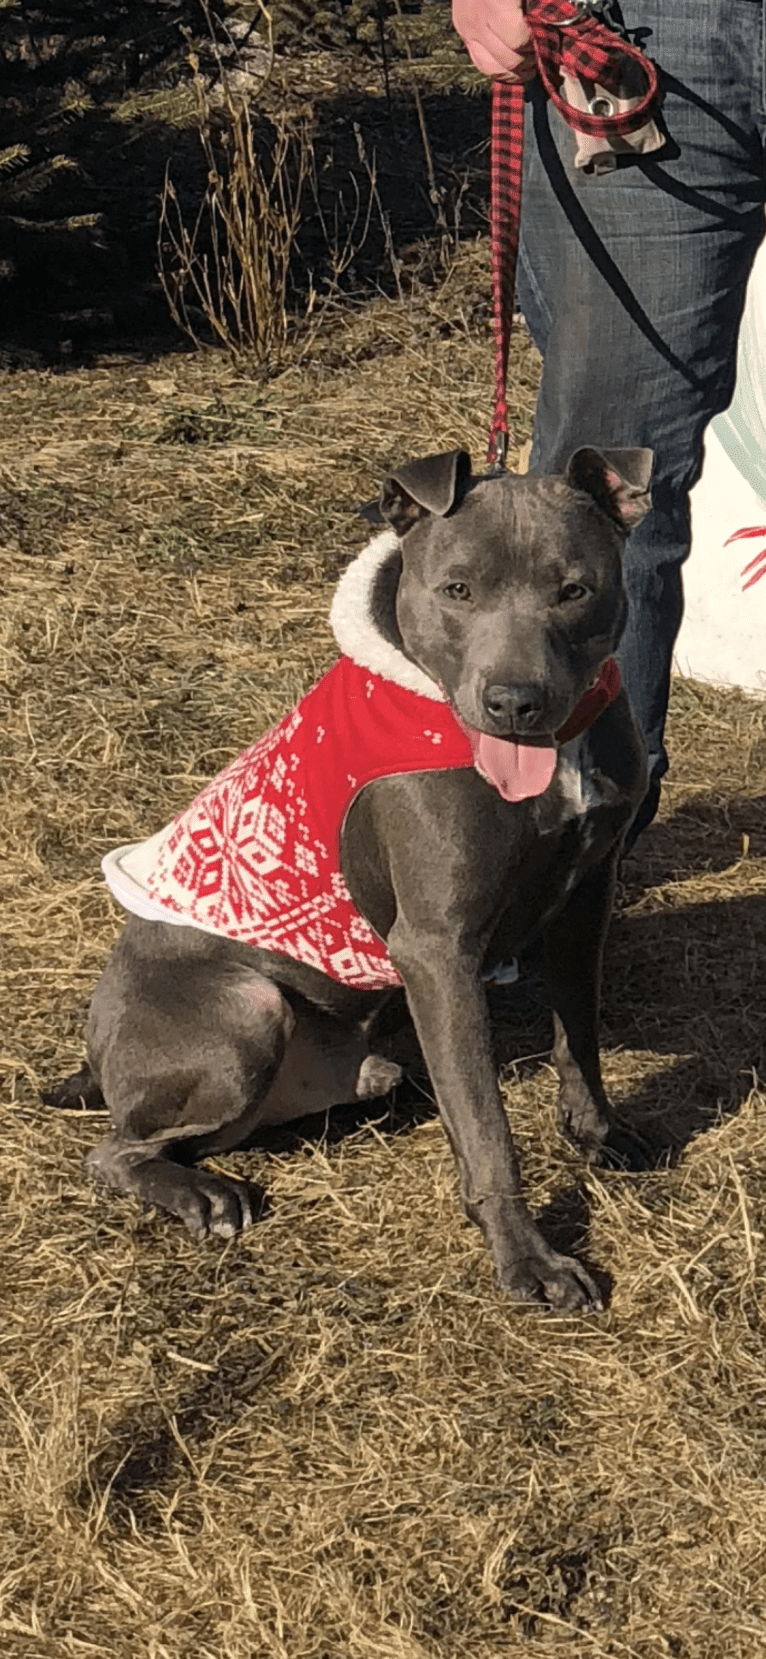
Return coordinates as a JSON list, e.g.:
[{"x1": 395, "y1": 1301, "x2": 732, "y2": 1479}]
[{"x1": 377, "y1": 445, "x2": 653, "y2": 742}]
